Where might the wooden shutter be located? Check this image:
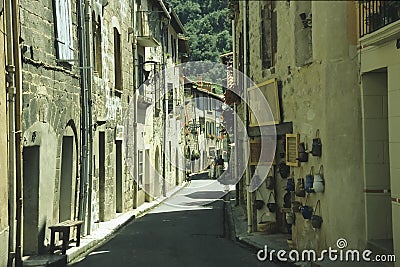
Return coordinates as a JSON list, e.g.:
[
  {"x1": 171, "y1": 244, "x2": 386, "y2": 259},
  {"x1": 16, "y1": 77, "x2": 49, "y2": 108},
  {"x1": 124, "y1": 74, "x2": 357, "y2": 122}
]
[
  {"x1": 249, "y1": 138, "x2": 275, "y2": 165},
  {"x1": 54, "y1": 0, "x2": 74, "y2": 61},
  {"x1": 286, "y1": 134, "x2": 299, "y2": 167}
]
